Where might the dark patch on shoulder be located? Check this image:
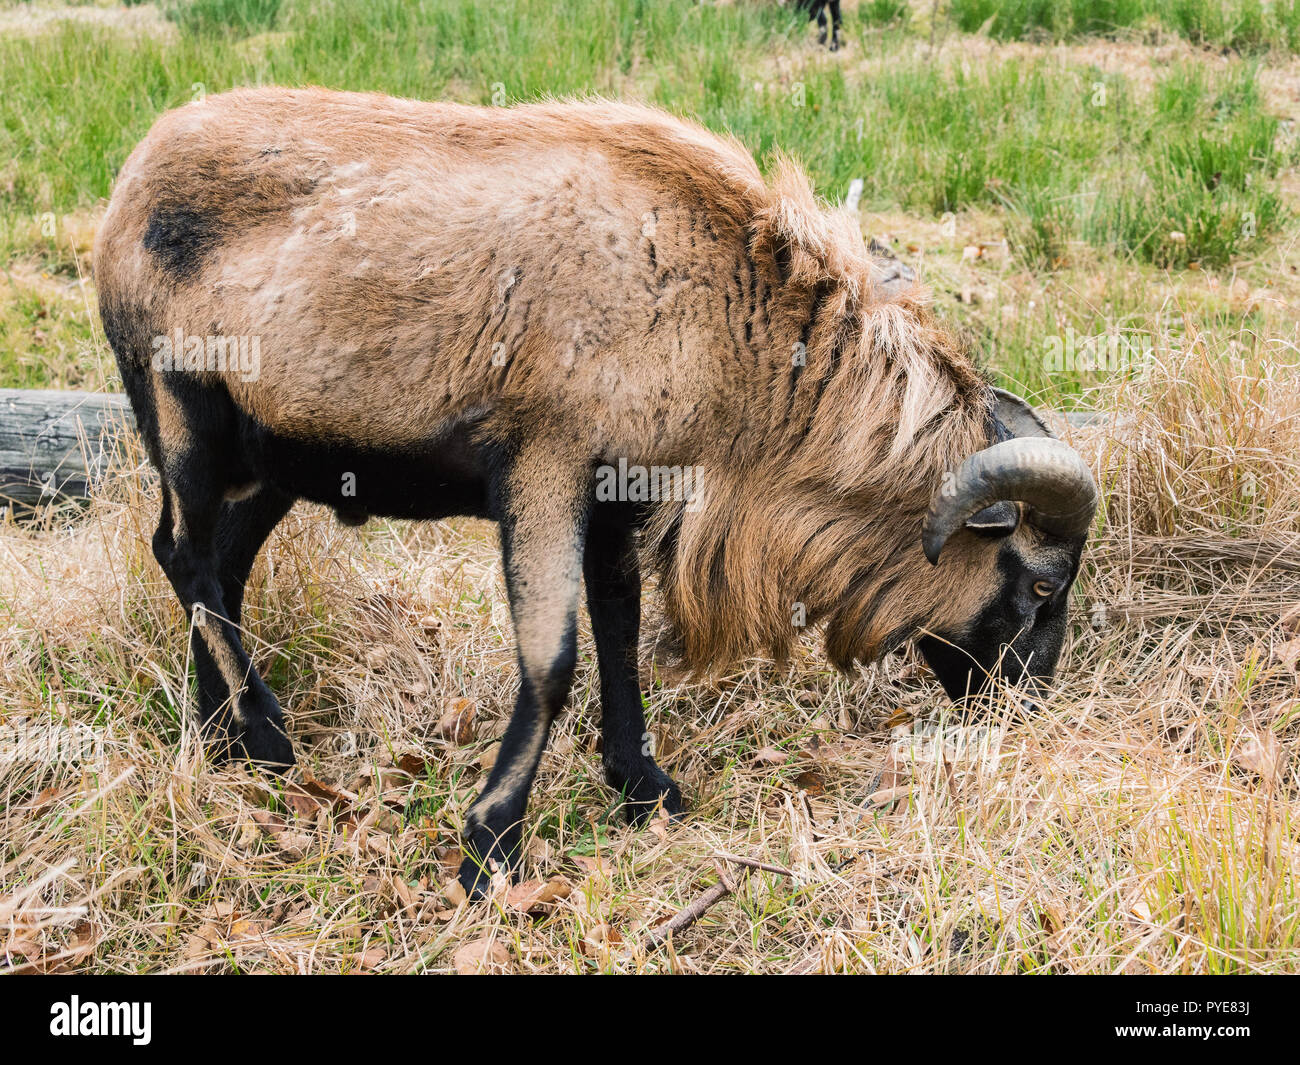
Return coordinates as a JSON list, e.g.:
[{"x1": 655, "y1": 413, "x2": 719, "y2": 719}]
[{"x1": 143, "y1": 205, "x2": 221, "y2": 281}]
